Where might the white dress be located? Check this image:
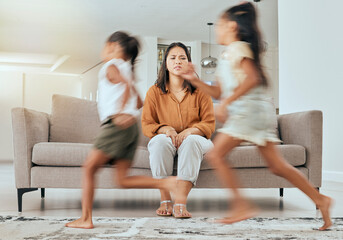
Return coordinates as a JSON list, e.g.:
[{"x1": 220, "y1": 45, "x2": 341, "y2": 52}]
[{"x1": 216, "y1": 41, "x2": 280, "y2": 146}]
